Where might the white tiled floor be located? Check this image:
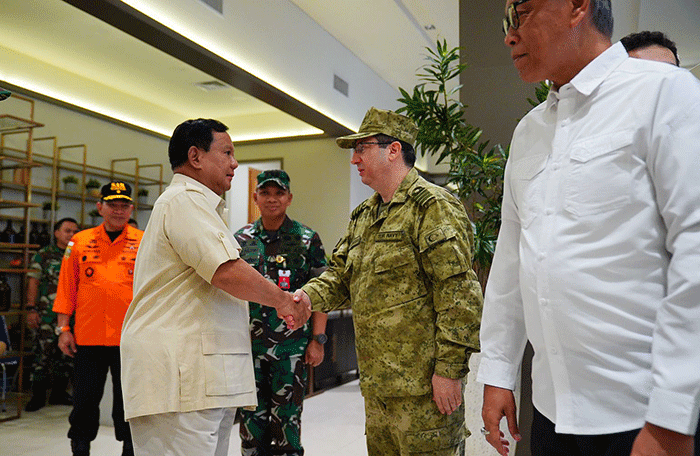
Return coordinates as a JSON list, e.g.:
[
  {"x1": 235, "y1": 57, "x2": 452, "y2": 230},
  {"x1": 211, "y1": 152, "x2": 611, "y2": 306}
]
[
  {"x1": 2, "y1": 364, "x2": 502, "y2": 456},
  {"x1": 1, "y1": 380, "x2": 369, "y2": 456}
]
